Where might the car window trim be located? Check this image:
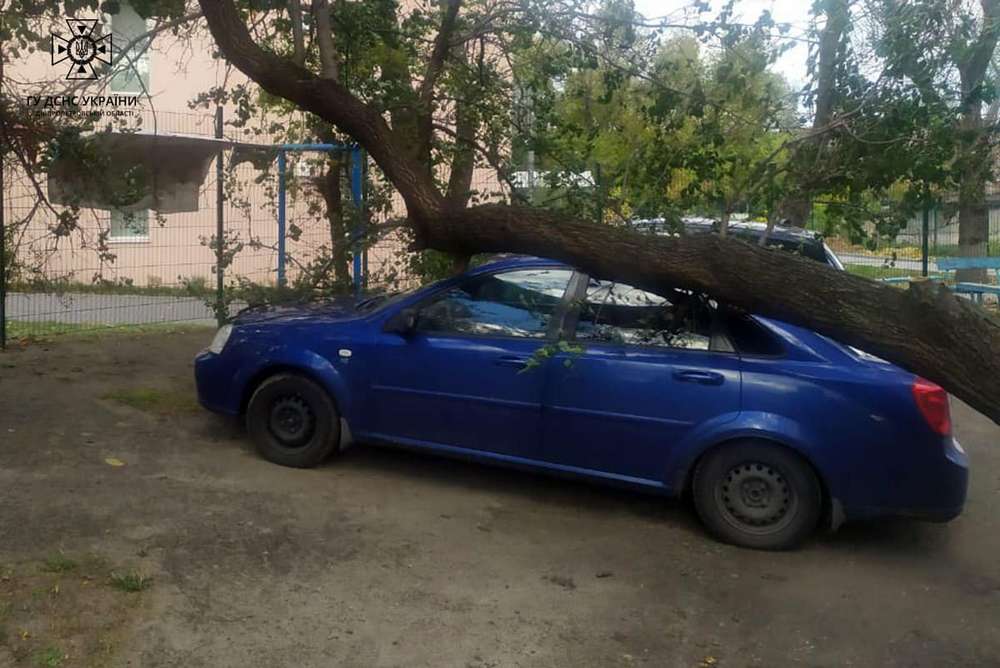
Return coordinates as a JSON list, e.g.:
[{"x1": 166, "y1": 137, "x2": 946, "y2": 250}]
[
  {"x1": 546, "y1": 269, "x2": 587, "y2": 340},
  {"x1": 722, "y1": 311, "x2": 789, "y2": 359}
]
